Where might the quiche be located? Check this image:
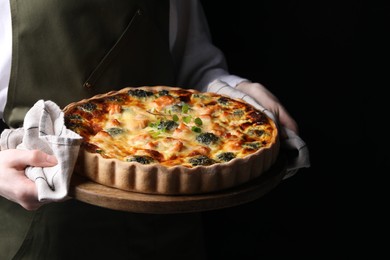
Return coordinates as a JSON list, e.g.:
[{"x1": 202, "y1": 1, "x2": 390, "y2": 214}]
[{"x1": 63, "y1": 86, "x2": 280, "y2": 195}]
